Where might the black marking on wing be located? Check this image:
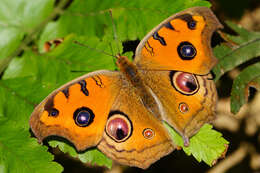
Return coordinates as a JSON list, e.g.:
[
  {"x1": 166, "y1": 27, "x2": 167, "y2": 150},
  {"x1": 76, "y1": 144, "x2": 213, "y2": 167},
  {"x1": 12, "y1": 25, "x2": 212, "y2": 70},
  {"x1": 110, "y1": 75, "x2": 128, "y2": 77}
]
[
  {"x1": 177, "y1": 14, "x2": 193, "y2": 23},
  {"x1": 62, "y1": 88, "x2": 69, "y2": 98},
  {"x1": 78, "y1": 80, "x2": 89, "y2": 96},
  {"x1": 164, "y1": 22, "x2": 175, "y2": 30},
  {"x1": 144, "y1": 41, "x2": 154, "y2": 56},
  {"x1": 176, "y1": 14, "x2": 197, "y2": 30},
  {"x1": 44, "y1": 96, "x2": 59, "y2": 117},
  {"x1": 44, "y1": 96, "x2": 54, "y2": 114},
  {"x1": 92, "y1": 76, "x2": 104, "y2": 88},
  {"x1": 152, "y1": 32, "x2": 166, "y2": 46}
]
